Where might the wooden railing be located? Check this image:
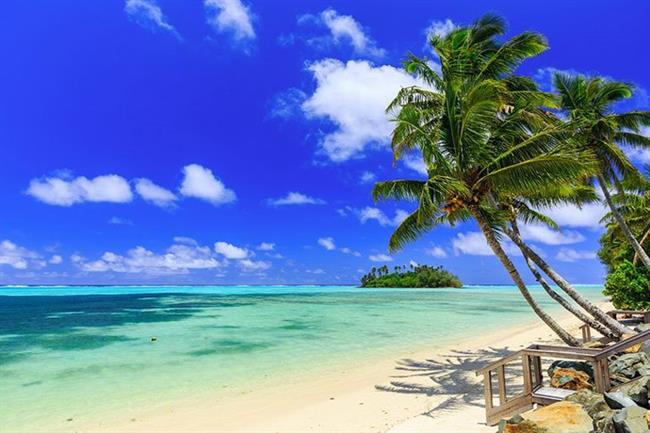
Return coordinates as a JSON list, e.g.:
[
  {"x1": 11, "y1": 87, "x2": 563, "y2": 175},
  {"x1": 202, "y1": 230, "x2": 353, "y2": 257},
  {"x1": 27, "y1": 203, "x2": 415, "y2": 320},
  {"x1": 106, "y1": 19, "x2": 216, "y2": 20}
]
[{"x1": 476, "y1": 329, "x2": 650, "y2": 426}]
